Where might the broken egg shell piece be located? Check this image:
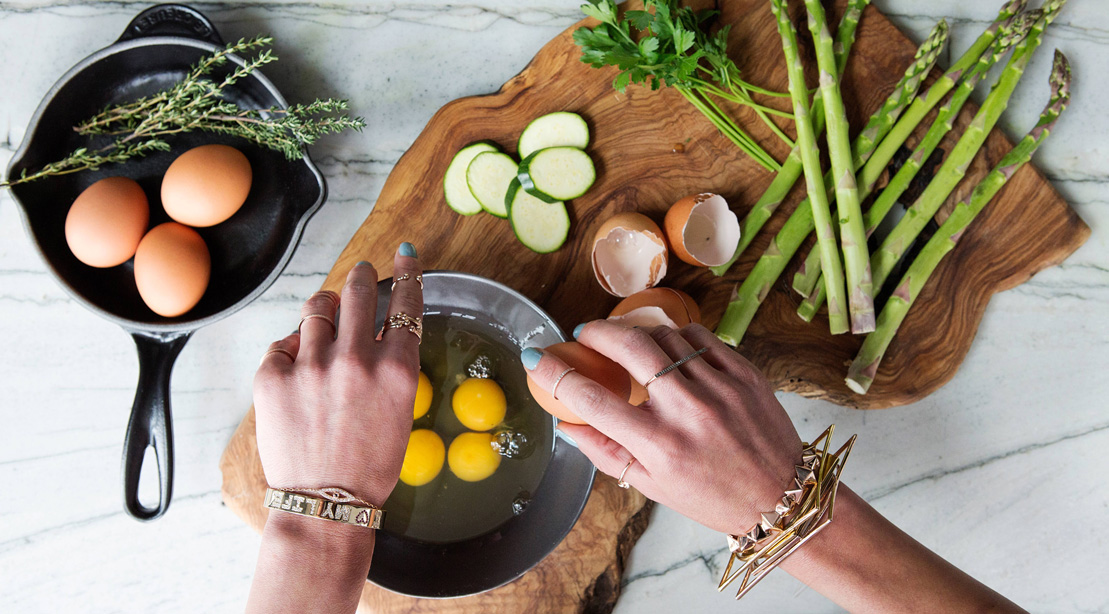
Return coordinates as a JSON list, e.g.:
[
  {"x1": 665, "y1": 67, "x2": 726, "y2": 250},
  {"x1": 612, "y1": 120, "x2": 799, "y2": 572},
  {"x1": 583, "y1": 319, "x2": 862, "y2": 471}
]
[
  {"x1": 591, "y1": 212, "x2": 669, "y2": 297},
  {"x1": 607, "y1": 287, "x2": 702, "y2": 329},
  {"x1": 664, "y1": 193, "x2": 740, "y2": 267}
]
